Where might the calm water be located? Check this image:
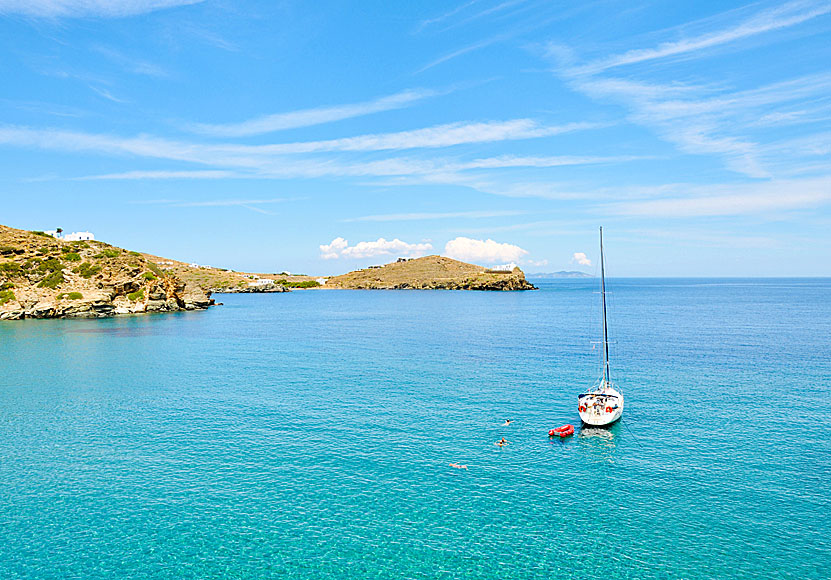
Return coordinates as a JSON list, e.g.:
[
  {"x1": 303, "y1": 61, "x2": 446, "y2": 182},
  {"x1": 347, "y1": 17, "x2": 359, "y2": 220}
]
[{"x1": 1, "y1": 279, "x2": 829, "y2": 579}]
